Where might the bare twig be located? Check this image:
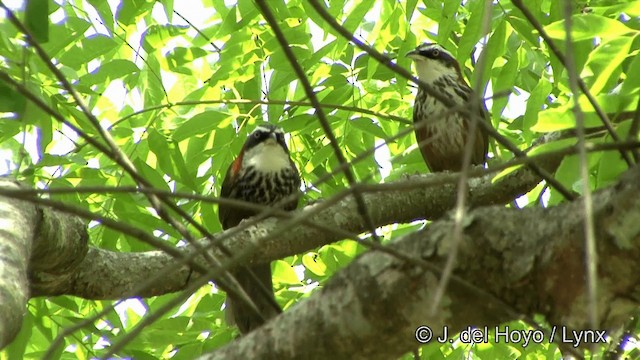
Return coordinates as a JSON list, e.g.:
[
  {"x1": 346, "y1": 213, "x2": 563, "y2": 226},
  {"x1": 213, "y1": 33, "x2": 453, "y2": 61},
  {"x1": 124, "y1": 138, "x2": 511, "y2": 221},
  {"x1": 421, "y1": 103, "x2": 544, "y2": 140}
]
[
  {"x1": 628, "y1": 95, "x2": 640, "y2": 162},
  {"x1": 174, "y1": 9, "x2": 222, "y2": 52},
  {"x1": 255, "y1": 0, "x2": 381, "y2": 241},
  {"x1": 9, "y1": 137, "x2": 640, "y2": 357},
  {"x1": 562, "y1": 0, "x2": 599, "y2": 331},
  {"x1": 0, "y1": 68, "x2": 273, "y2": 327},
  {"x1": 510, "y1": 0, "x2": 633, "y2": 167},
  {"x1": 64, "y1": 1, "x2": 170, "y2": 102},
  {"x1": 431, "y1": 0, "x2": 495, "y2": 316},
  {"x1": 0, "y1": 188, "x2": 208, "y2": 274},
  {"x1": 306, "y1": 0, "x2": 576, "y2": 201},
  {"x1": 100, "y1": 273, "x2": 211, "y2": 359},
  {"x1": 0, "y1": 5, "x2": 283, "y2": 323}
]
